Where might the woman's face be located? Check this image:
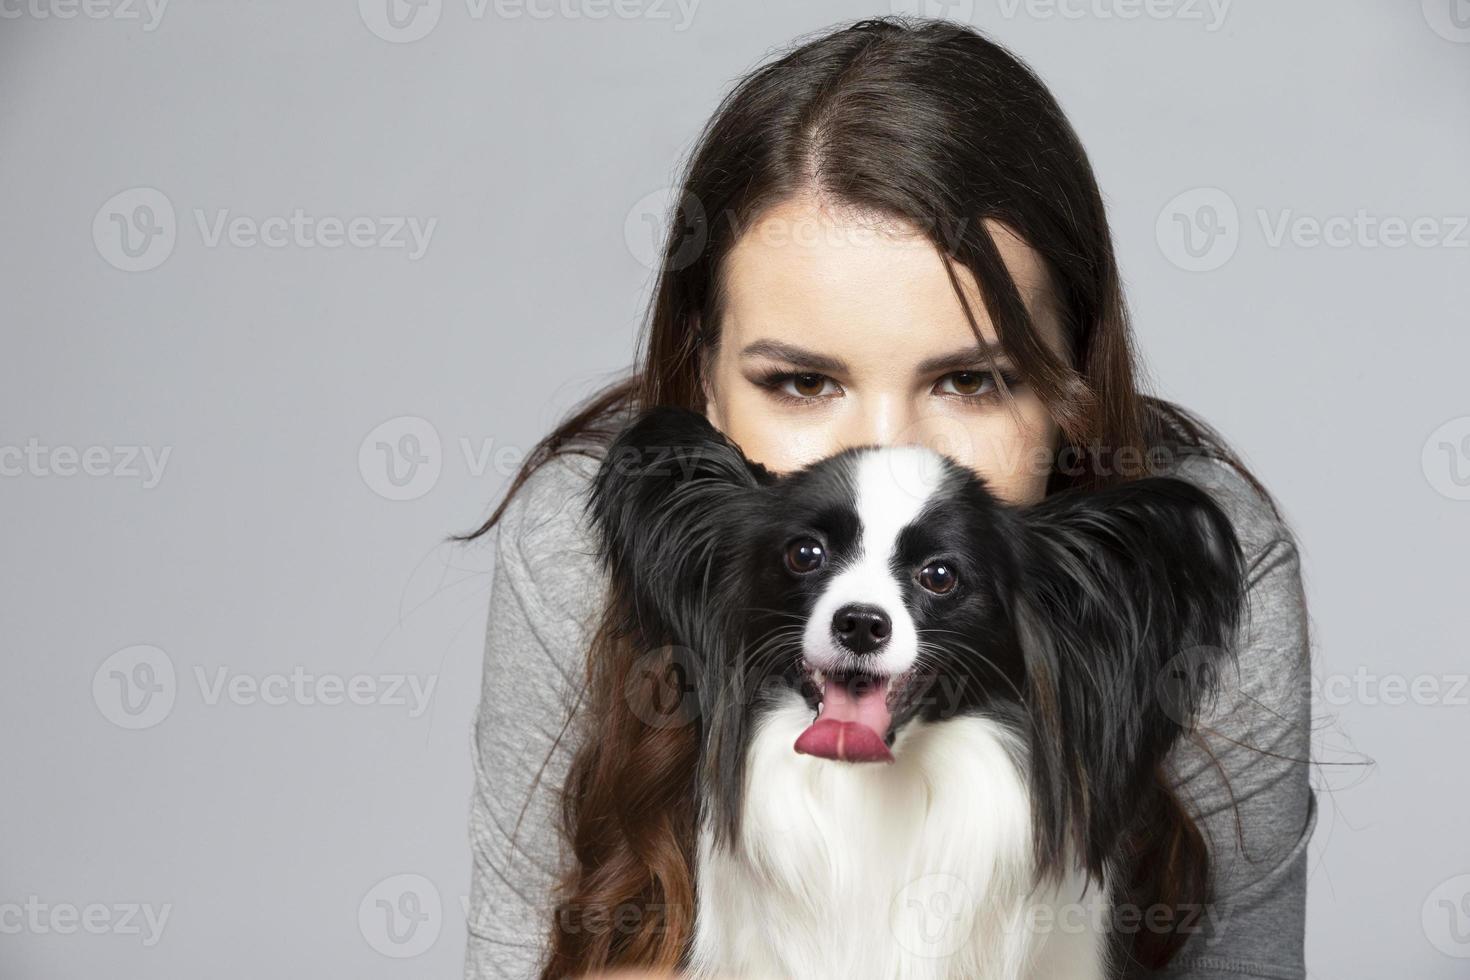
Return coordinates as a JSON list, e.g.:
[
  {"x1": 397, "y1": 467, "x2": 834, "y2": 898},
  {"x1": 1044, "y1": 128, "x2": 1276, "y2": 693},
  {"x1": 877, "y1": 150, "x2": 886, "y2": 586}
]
[{"x1": 702, "y1": 196, "x2": 1068, "y2": 506}]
